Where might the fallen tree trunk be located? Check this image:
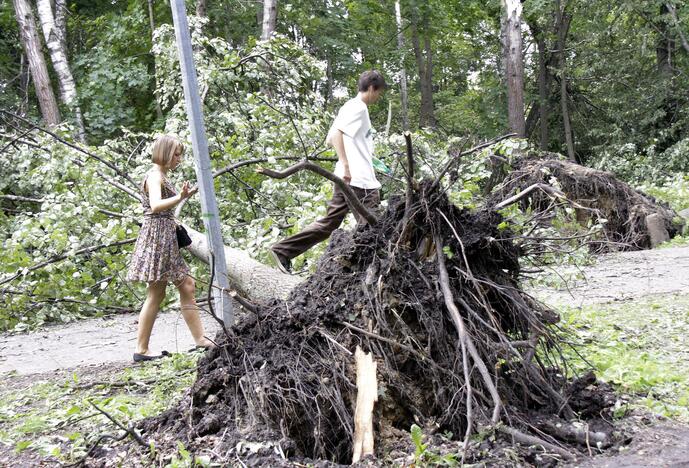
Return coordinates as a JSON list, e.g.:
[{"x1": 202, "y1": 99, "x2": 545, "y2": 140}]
[{"x1": 184, "y1": 224, "x2": 301, "y2": 301}]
